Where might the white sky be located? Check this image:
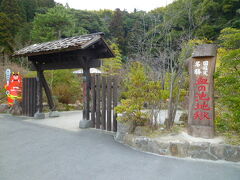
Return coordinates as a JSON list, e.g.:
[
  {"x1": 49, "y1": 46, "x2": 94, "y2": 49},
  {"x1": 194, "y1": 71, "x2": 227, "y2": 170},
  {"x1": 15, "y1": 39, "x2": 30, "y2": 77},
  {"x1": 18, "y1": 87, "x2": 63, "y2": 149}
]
[{"x1": 54, "y1": 0, "x2": 174, "y2": 12}]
